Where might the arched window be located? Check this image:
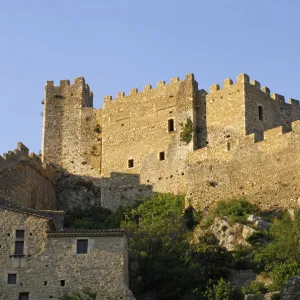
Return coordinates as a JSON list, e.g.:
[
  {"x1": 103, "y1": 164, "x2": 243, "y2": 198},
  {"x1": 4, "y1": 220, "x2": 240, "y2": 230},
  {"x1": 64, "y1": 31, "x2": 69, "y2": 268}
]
[{"x1": 258, "y1": 105, "x2": 264, "y2": 121}]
